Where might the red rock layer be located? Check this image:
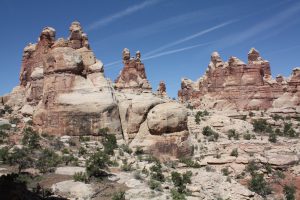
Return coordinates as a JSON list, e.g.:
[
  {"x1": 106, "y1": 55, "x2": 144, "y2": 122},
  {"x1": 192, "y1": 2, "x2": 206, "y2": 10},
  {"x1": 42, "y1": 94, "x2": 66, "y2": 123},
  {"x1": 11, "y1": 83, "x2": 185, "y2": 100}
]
[{"x1": 178, "y1": 48, "x2": 300, "y2": 110}]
